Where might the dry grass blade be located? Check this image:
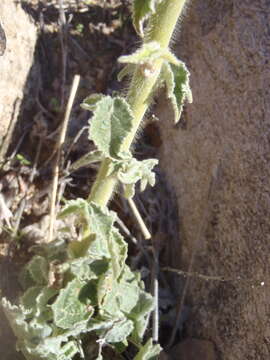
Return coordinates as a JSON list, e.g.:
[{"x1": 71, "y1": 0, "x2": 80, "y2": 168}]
[
  {"x1": 127, "y1": 197, "x2": 151, "y2": 240},
  {"x1": 48, "y1": 74, "x2": 80, "y2": 243}
]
